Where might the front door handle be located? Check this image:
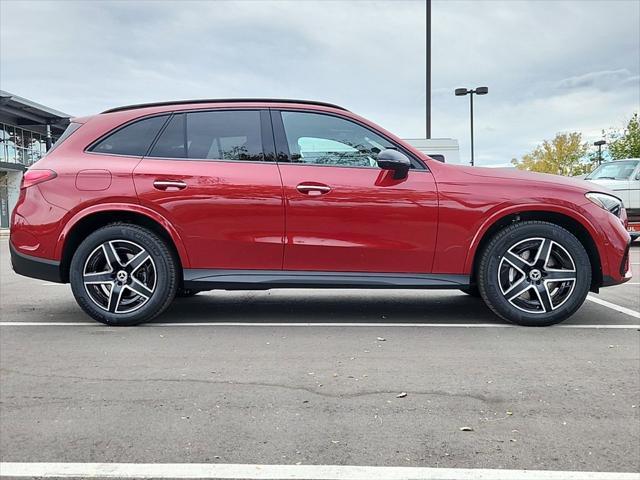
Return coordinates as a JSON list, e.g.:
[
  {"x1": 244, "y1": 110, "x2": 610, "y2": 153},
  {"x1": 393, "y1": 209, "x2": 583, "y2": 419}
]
[
  {"x1": 153, "y1": 180, "x2": 187, "y2": 191},
  {"x1": 296, "y1": 183, "x2": 331, "y2": 196}
]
